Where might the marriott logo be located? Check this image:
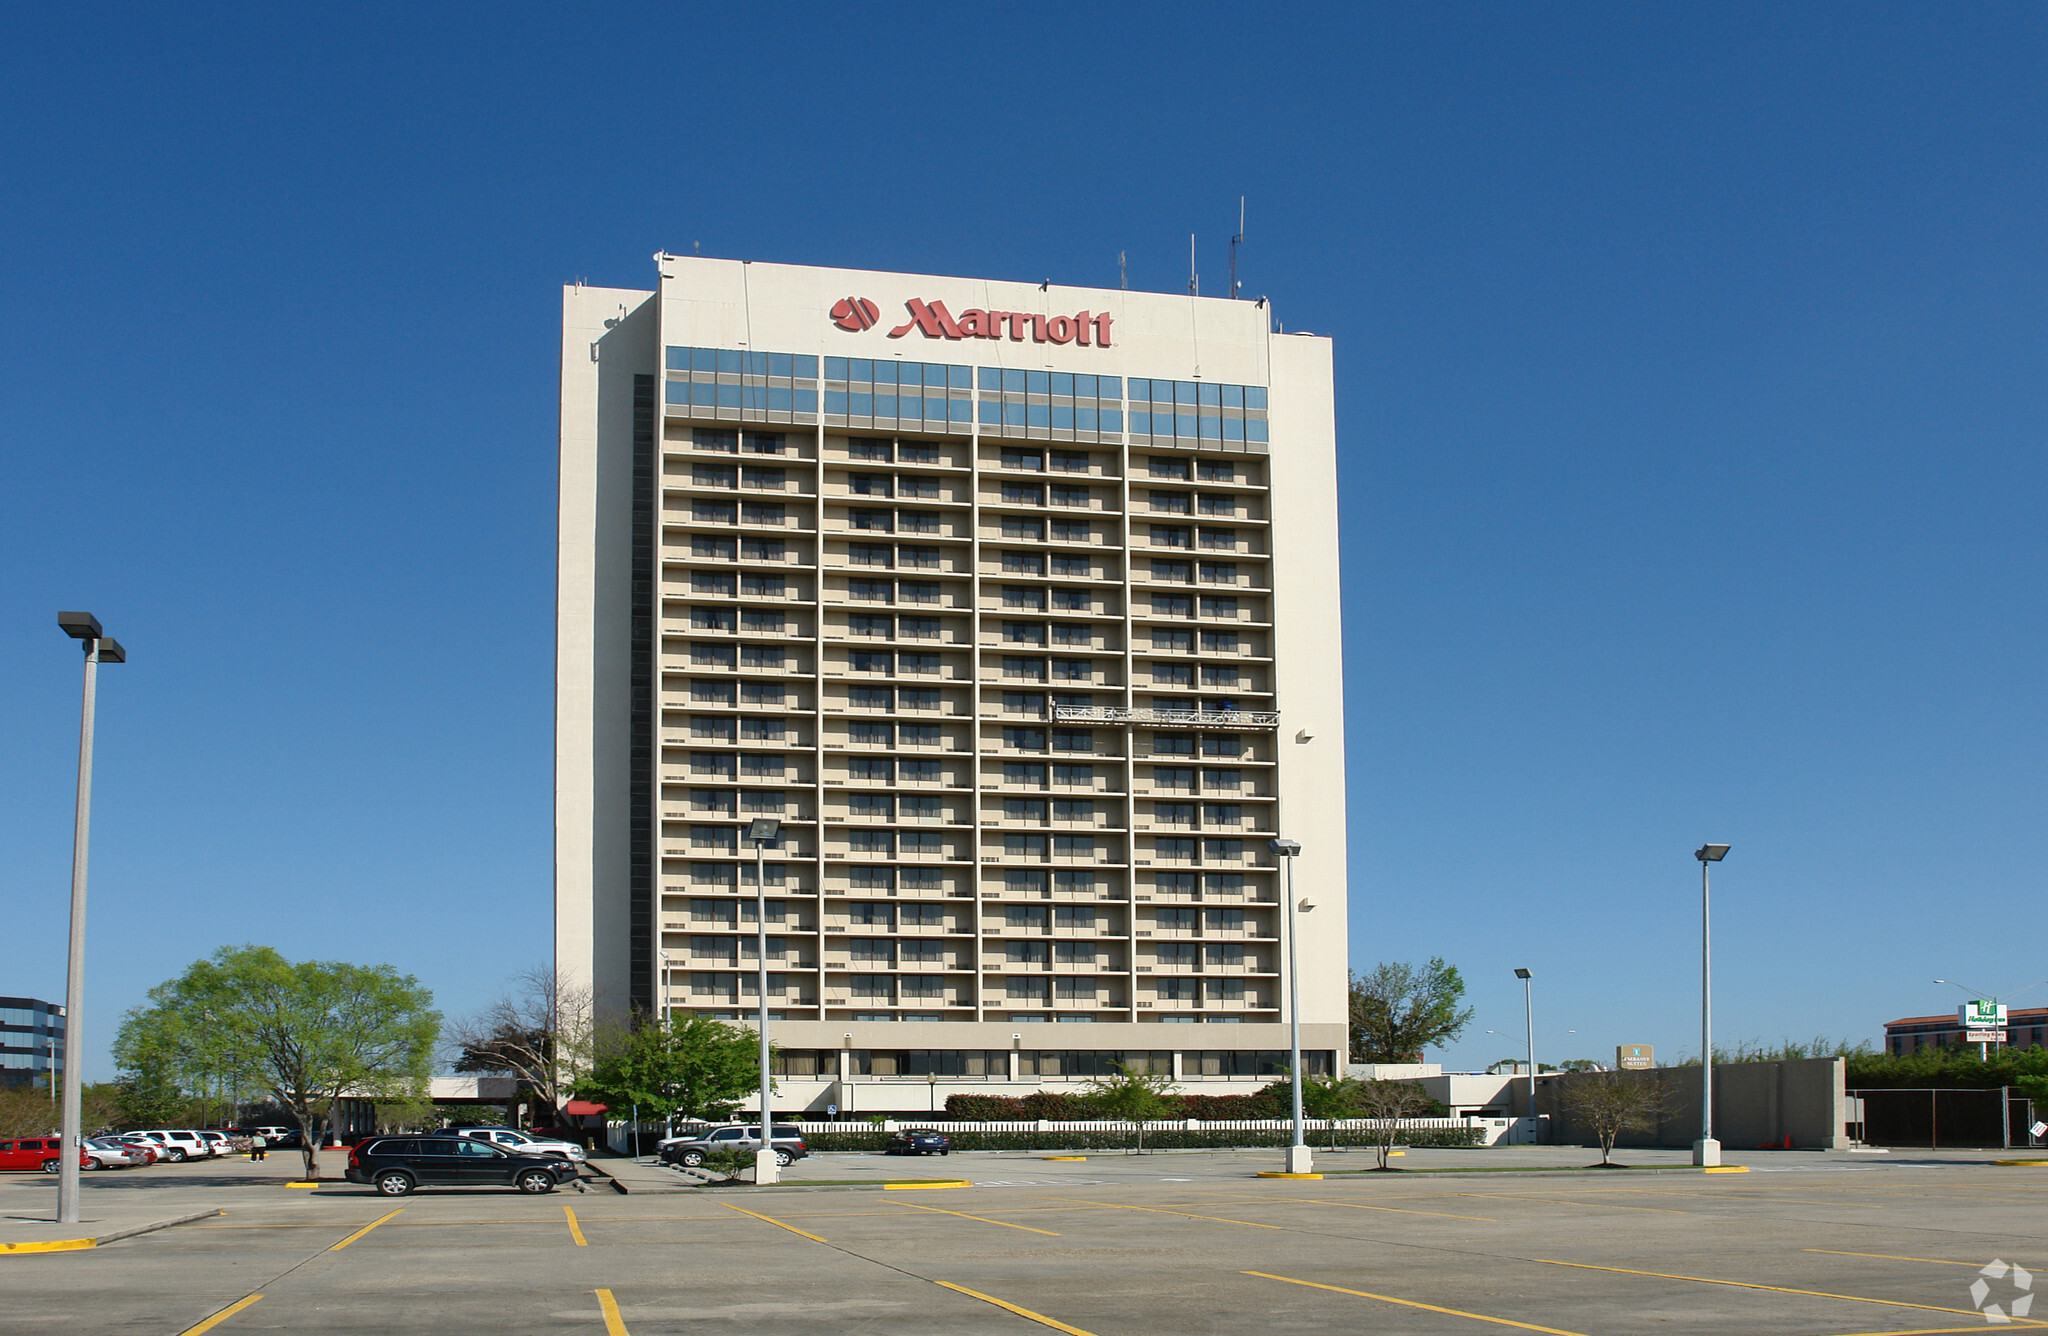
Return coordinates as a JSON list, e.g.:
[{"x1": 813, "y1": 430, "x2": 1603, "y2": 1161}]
[{"x1": 830, "y1": 297, "x2": 1114, "y2": 348}]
